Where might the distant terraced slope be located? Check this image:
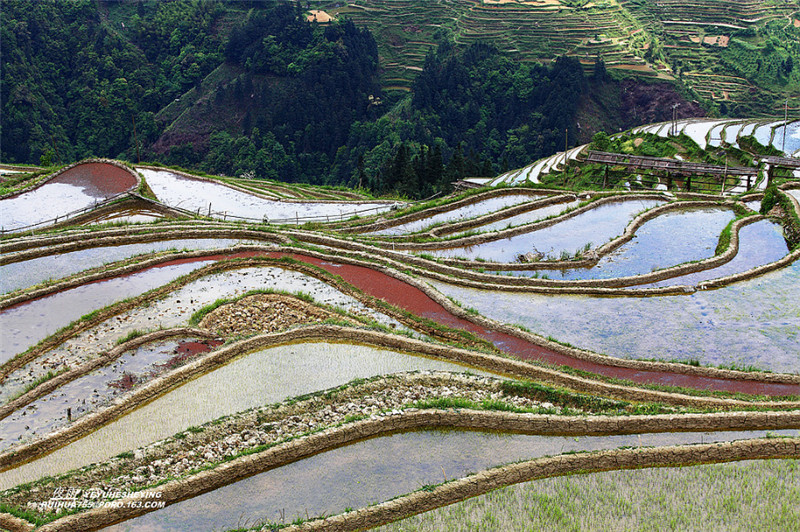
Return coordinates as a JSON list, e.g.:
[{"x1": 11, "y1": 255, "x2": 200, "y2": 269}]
[
  {"x1": 620, "y1": 0, "x2": 800, "y2": 114},
  {"x1": 322, "y1": 0, "x2": 799, "y2": 115},
  {"x1": 328, "y1": 0, "x2": 653, "y2": 90}
]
